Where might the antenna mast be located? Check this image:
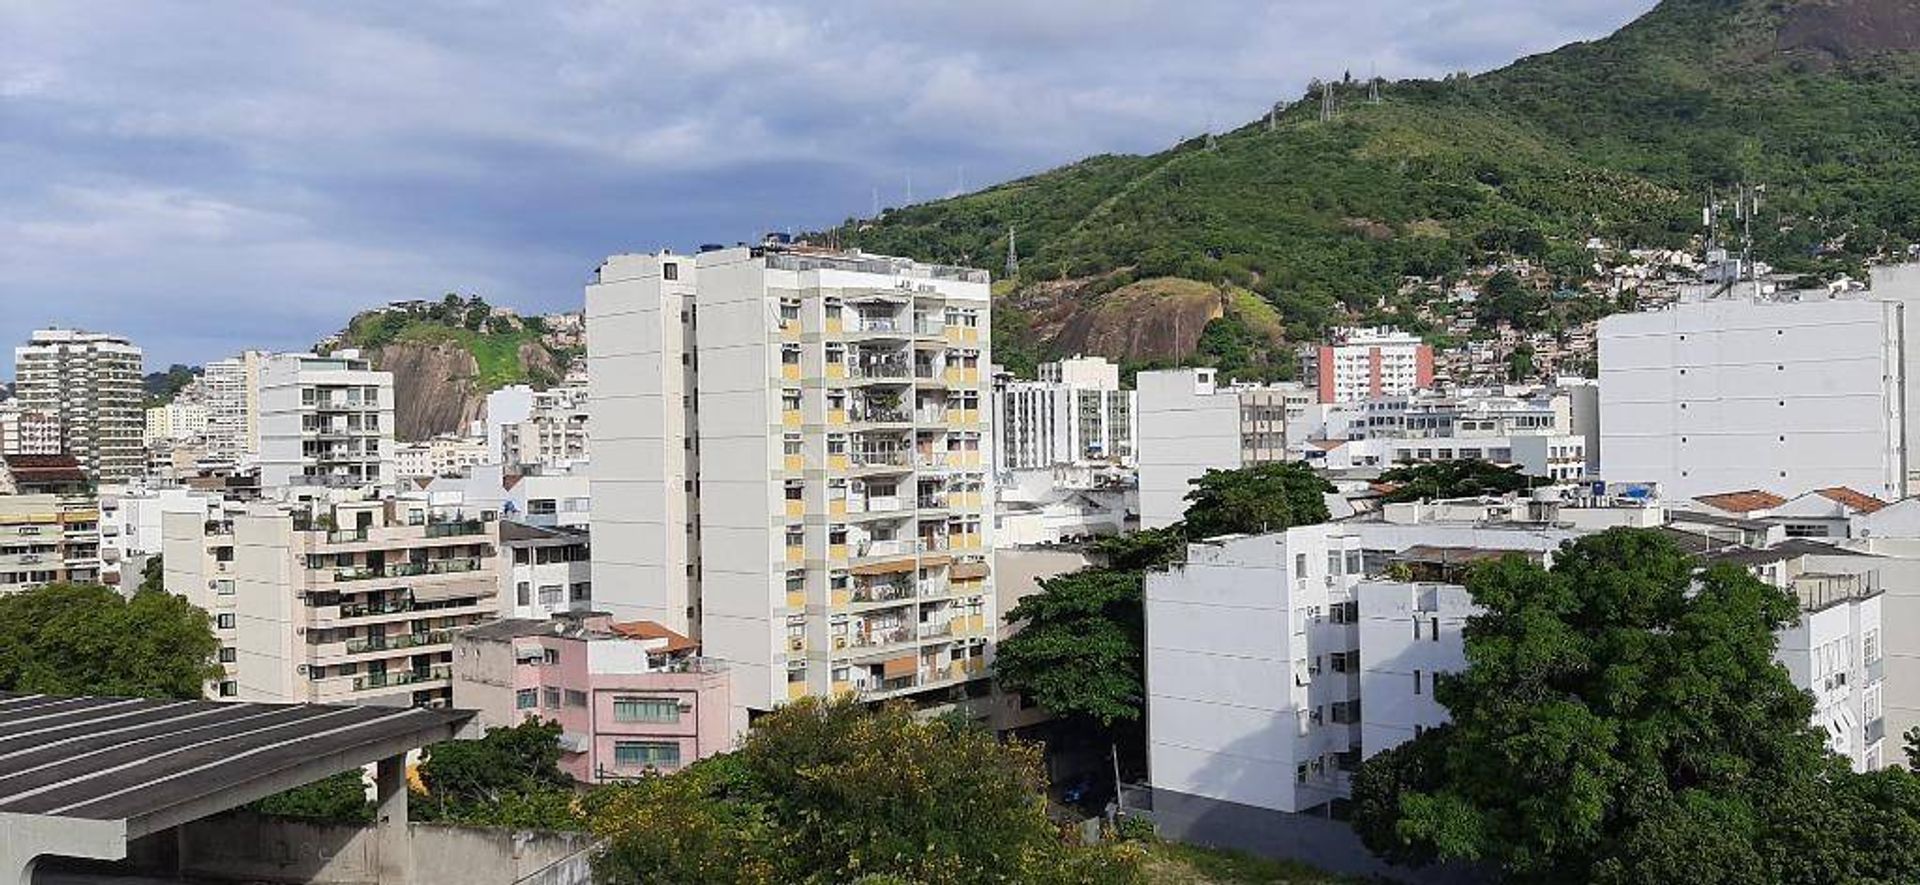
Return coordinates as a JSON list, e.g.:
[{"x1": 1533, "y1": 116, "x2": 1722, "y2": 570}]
[
  {"x1": 1005, "y1": 226, "x2": 1019, "y2": 279},
  {"x1": 1320, "y1": 80, "x2": 1336, "y2": 122},
  {"x1": 1369, "y1": 63, "x2": 1381, "y2": 104}
]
